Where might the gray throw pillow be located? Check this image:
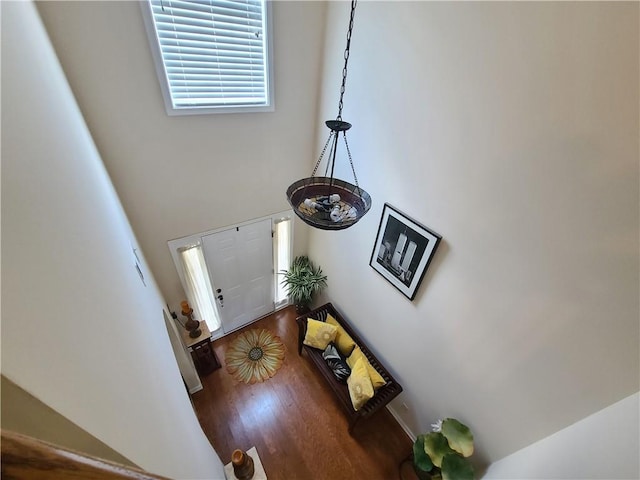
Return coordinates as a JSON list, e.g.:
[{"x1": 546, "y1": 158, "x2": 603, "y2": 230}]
[{"x1": 322, "y1": 343, "x2": 351, "y2": 383}]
